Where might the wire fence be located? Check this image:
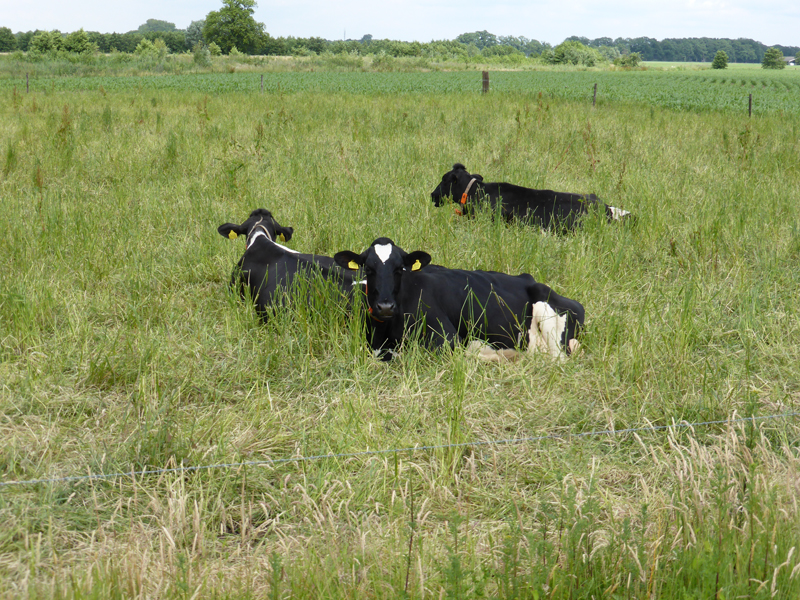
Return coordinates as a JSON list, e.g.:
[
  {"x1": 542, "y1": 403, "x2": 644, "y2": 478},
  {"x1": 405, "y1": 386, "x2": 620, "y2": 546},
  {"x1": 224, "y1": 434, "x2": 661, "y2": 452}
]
[{"x1": 1, "y1": 411, "x2": 798, "y2": 489}]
